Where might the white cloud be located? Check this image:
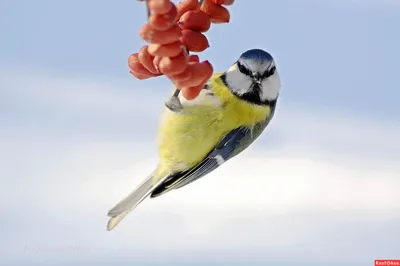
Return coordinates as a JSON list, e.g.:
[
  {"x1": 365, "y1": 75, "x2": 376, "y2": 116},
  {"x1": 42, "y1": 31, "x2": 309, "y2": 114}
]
[
  {"x1": 4, "y1": 144, "x2": 399, "y2": 262},
  {"x1": 1, "y1": 67, "x2": 399, "y2": 263}
]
